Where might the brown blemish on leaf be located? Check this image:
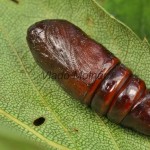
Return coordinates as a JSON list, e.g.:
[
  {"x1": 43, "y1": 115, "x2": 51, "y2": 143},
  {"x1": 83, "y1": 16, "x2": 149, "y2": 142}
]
[
  {"x1": 73, "y1": 128, "x2": 78, "y2": 132},
  {"x1": 87, "y1": 17, "x2": 94, "y2": 27}
]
